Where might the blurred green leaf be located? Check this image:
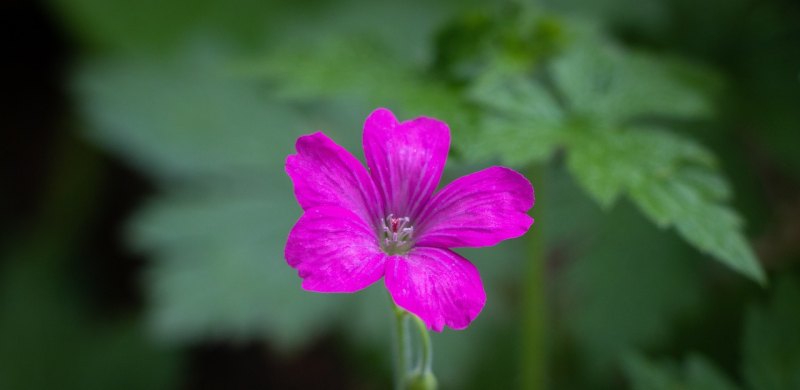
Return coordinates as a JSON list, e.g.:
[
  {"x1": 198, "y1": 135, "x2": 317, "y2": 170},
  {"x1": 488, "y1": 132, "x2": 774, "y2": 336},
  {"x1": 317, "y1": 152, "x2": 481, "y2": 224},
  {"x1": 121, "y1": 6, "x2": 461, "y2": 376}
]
[
  {"x1": 77, "y1": 50, "x2": 364, "y2": 346},
  {"x1": 133, "y1": 184, "x2": 353, "y2": 347},
  {"x1": 624, "y1": 353, "x2": 739, "y2": 390},
  {"x1": 76, "y1": 46, "x2": 527, "y2": 390},
  {"x1": 257, "y1": 36, "x2": 475, "y2": 143},
  {"x1": 51, "y1": 0, "x2": 278, "y2": 51},
  {"x1": 465, "y1": 70, "x2": 565, "y2": 165},
  {"x1": 551, "y1": 33, "x2": 715, "y2": 125},
  {"x1": 567, "y1": 127, "x2": 765, "y2": 284},
  {"x1": 463, "y1": 19, "x2": 762, "y2": 284},
  {"x1": 742, "y1": 278, "x2": 800, "y2": 390},
  {"x1": 465, "y1": 20, "x2": 717, "y2": 164},
  {"x1": 541, "y1": 0, "x2": 670, "y2": 37},
  {"x1": 77, "y1": 48, "x2": 301, "y2": 180},
  {"x1": 76, "y1": 47, "x2": 364, "y2": 347}
]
